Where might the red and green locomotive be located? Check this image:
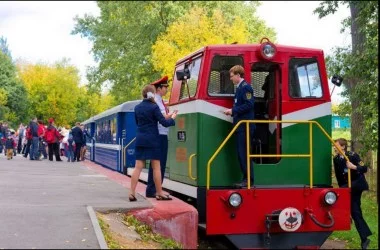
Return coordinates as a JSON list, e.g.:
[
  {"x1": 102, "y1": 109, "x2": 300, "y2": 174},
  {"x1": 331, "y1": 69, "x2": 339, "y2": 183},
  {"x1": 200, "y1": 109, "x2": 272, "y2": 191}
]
[
  {"x1": 158, "y1": 38, "x2": 351, "y2": 249},
  {"x1": 84, "y1": 38, "x2": 352, "y2": 248}
]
